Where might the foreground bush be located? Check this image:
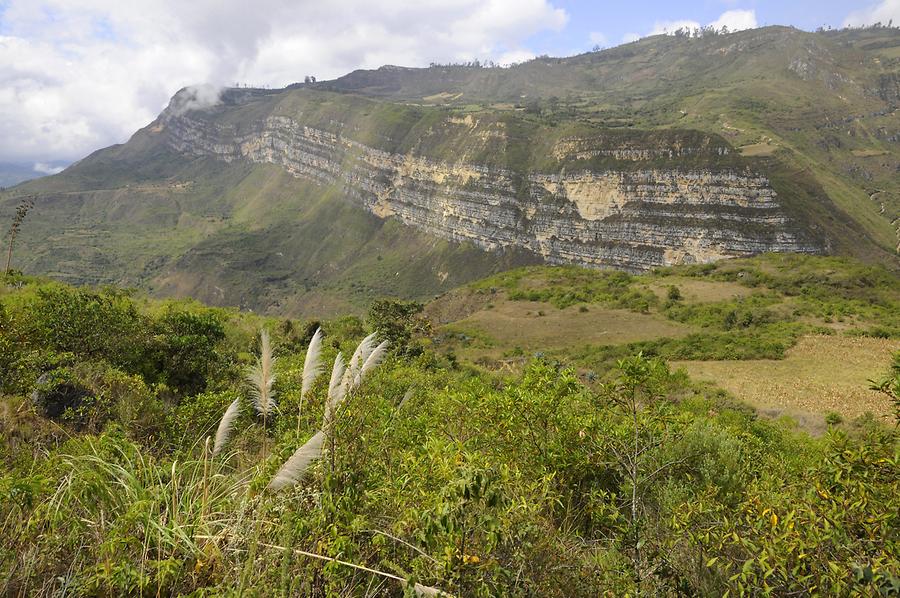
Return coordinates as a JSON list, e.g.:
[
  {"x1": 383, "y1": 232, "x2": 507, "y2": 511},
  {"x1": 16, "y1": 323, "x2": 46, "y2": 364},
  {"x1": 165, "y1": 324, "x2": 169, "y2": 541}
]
[{"x1": 1, "y1": 274, "x2": 898, "y2": 595}]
